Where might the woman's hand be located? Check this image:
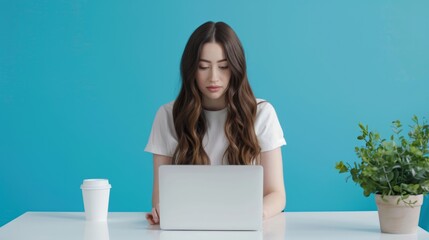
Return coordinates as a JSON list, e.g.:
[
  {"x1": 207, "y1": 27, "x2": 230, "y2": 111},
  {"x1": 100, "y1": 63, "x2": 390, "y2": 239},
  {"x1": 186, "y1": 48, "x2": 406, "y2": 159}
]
[
  {"x1": 261, "y1": 148, "x2": 286, "y2": 219},
  {"x1": 147, "y1": 155, "x2": 171, "y2": 225},
  {"x1": 145, "y1": 207, "x2": 160, "y2": 225}
]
